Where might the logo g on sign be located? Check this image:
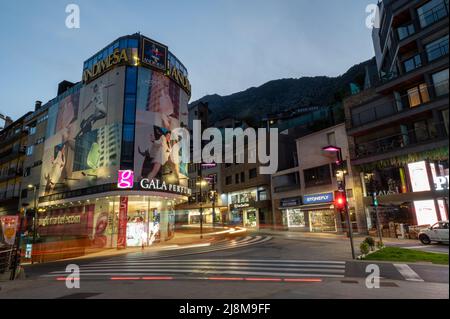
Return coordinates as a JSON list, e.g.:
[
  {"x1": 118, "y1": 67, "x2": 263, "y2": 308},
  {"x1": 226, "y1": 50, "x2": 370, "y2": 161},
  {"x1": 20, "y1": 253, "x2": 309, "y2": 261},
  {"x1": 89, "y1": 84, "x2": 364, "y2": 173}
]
[{"x1": 117, "y1": 170, "x2": 134, "y2": 189}]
